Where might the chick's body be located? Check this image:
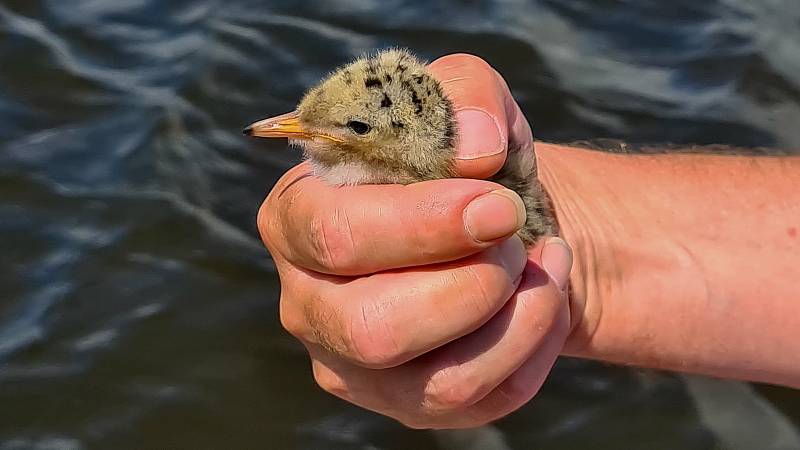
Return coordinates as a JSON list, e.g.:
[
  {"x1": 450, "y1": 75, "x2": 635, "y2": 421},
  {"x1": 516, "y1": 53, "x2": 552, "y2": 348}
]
[{"x1": 246, "y1": 49, "x2": 555, "y2": 245}]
